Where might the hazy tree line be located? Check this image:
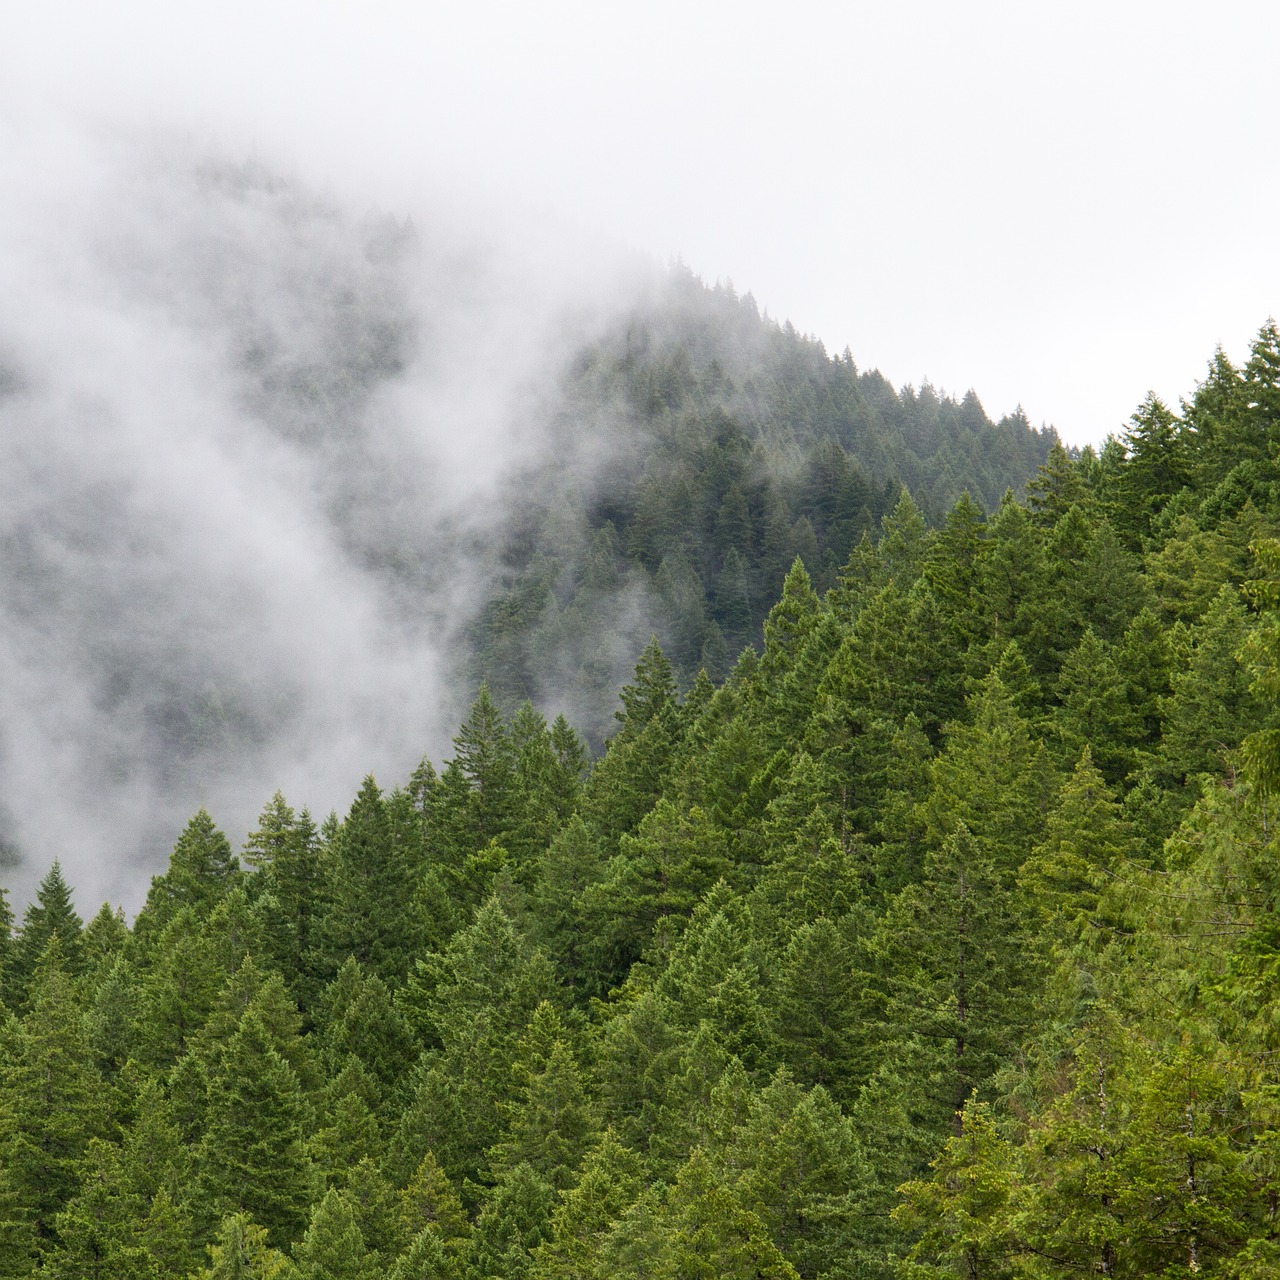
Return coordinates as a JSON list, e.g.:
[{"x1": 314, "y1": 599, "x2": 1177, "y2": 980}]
[
  {"x1": 2, "y1": 322, "x2": 1280, "y2": 1277},
  {"x1": 466, "y1": 267, "x2": 1055, "y2": 741}
]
